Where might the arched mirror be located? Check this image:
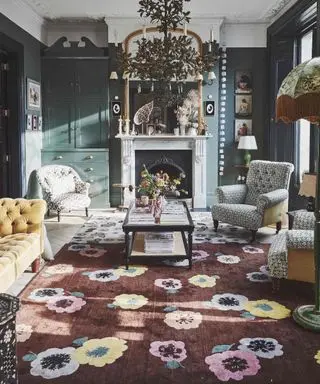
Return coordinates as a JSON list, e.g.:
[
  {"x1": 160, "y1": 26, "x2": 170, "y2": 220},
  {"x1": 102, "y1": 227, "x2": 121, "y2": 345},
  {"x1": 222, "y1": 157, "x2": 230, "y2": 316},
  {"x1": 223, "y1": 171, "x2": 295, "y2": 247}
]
[{"x1": 123, "y1": 26, "x2": 203, "y2": 135}]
